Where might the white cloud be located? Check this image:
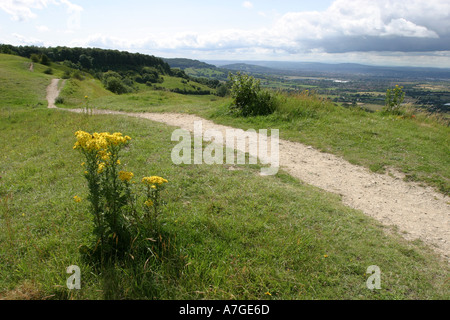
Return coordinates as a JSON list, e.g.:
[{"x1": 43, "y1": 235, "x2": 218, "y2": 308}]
[
  {"x1": 242, "y1": 1, "x2": 253, "y2": 9},
  {"x1": 12, "y1": 33, "x2": 45, "y2": 46},
  {"x1": 0, "y1": 0, "x2": 50, "y2": 21},
  {"x1": 39, "y1": 0, "x2": 450, "y2": 67},
  {"x1": 272, "y1": 0, "x2": 447, "y2": 41},
  {"x1": 0, "y1": 0, "x2": 82, "y2": 24},
  {"x1": 36, "y1": 25, "x2": 49, "y2": 32}
]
